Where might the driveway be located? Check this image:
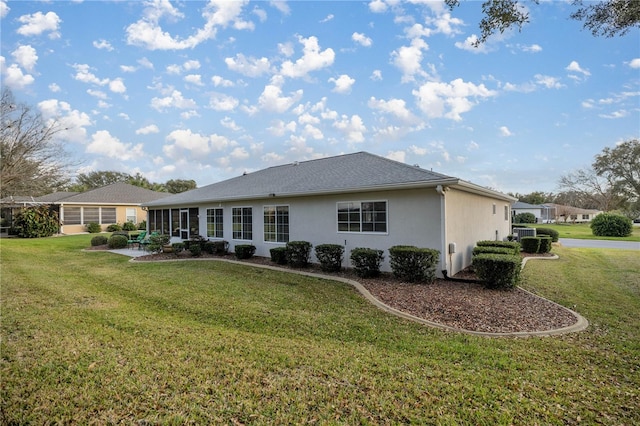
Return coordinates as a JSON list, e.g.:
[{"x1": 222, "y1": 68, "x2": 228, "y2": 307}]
[{"x1": 559, "y1": 238, "x2": 640, "y2": 250}]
